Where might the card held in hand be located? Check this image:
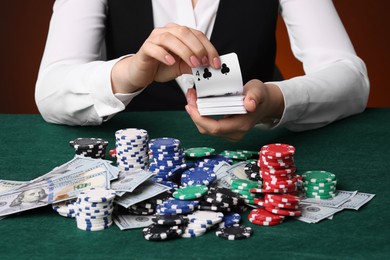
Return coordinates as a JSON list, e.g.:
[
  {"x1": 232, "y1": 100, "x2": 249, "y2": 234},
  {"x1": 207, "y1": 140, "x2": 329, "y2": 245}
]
[{"x1": 191, "y1": 52, "x2": 247, "y2": 116}]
